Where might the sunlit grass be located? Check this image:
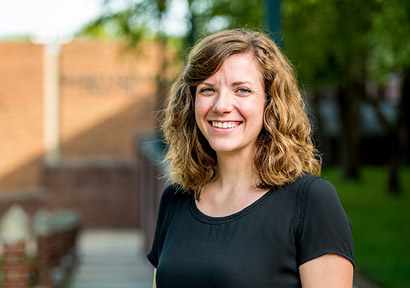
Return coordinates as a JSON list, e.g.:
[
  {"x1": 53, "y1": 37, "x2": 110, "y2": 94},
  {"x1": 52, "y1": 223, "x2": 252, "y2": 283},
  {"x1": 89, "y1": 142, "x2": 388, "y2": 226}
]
[{"x1": 322, "y1": 166, "x2": 410, "y2": 288}]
